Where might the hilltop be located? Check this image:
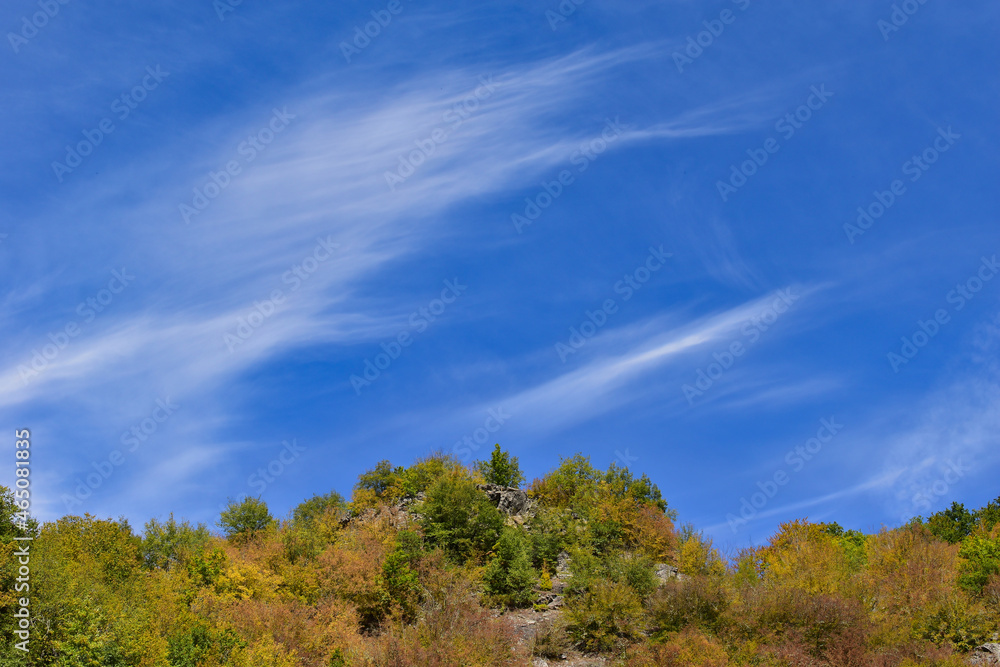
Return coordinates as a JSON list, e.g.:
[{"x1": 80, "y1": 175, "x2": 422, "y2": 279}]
[{"x1": 2, "y1": 444, "x2": 1000, "y2": 666}]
